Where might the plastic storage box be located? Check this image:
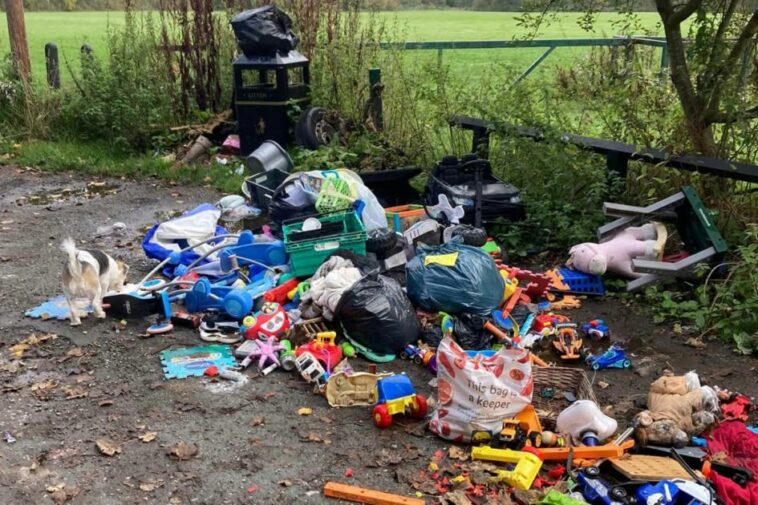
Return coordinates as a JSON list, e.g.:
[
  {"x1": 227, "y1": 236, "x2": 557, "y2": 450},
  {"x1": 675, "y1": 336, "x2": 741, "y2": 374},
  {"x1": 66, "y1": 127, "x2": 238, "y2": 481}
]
[
  {"x1": 283, "y1": 211, "x2": 367, "y2": 277},
  {"x1": 242, "y1": 168, "x2": 290, "y2": 211}
]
